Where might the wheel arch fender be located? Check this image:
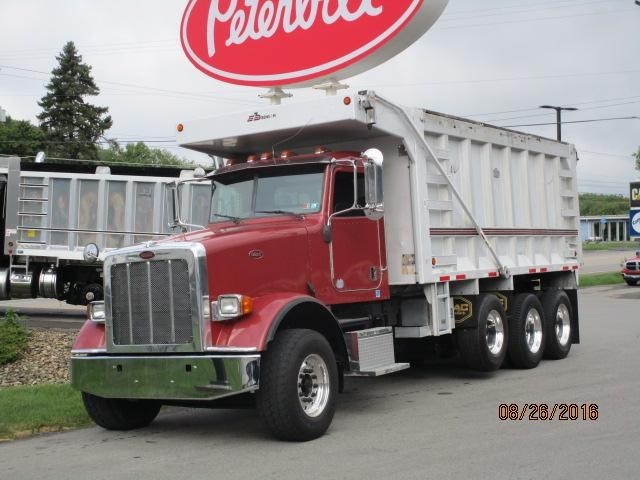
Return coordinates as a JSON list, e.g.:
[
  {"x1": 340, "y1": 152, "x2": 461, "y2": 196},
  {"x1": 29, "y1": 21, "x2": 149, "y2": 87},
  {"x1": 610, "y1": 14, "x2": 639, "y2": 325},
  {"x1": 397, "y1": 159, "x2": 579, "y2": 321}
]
[
  {"x1": 267, "y1": 297, "x2": 348, "y2": 365},
  {"x1": 211, "y1": 293, "x2": 348, "y2": 364}
]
